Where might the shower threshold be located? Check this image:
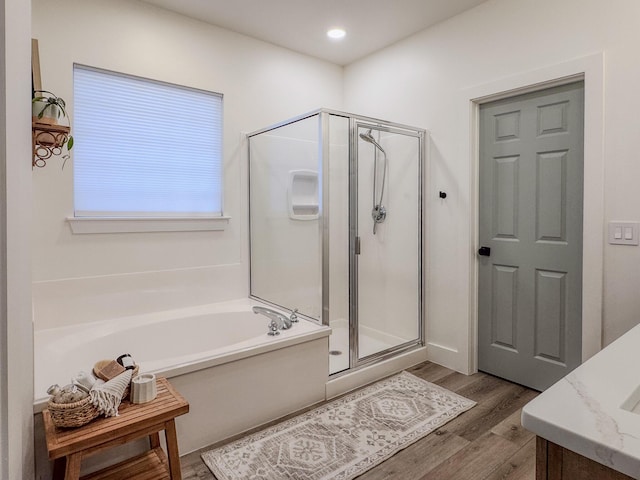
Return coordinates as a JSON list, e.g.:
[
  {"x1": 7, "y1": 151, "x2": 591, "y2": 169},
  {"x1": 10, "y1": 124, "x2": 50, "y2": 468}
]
[{"x1": 329, "y1": 320, "x2": 416, "y2": 375}]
